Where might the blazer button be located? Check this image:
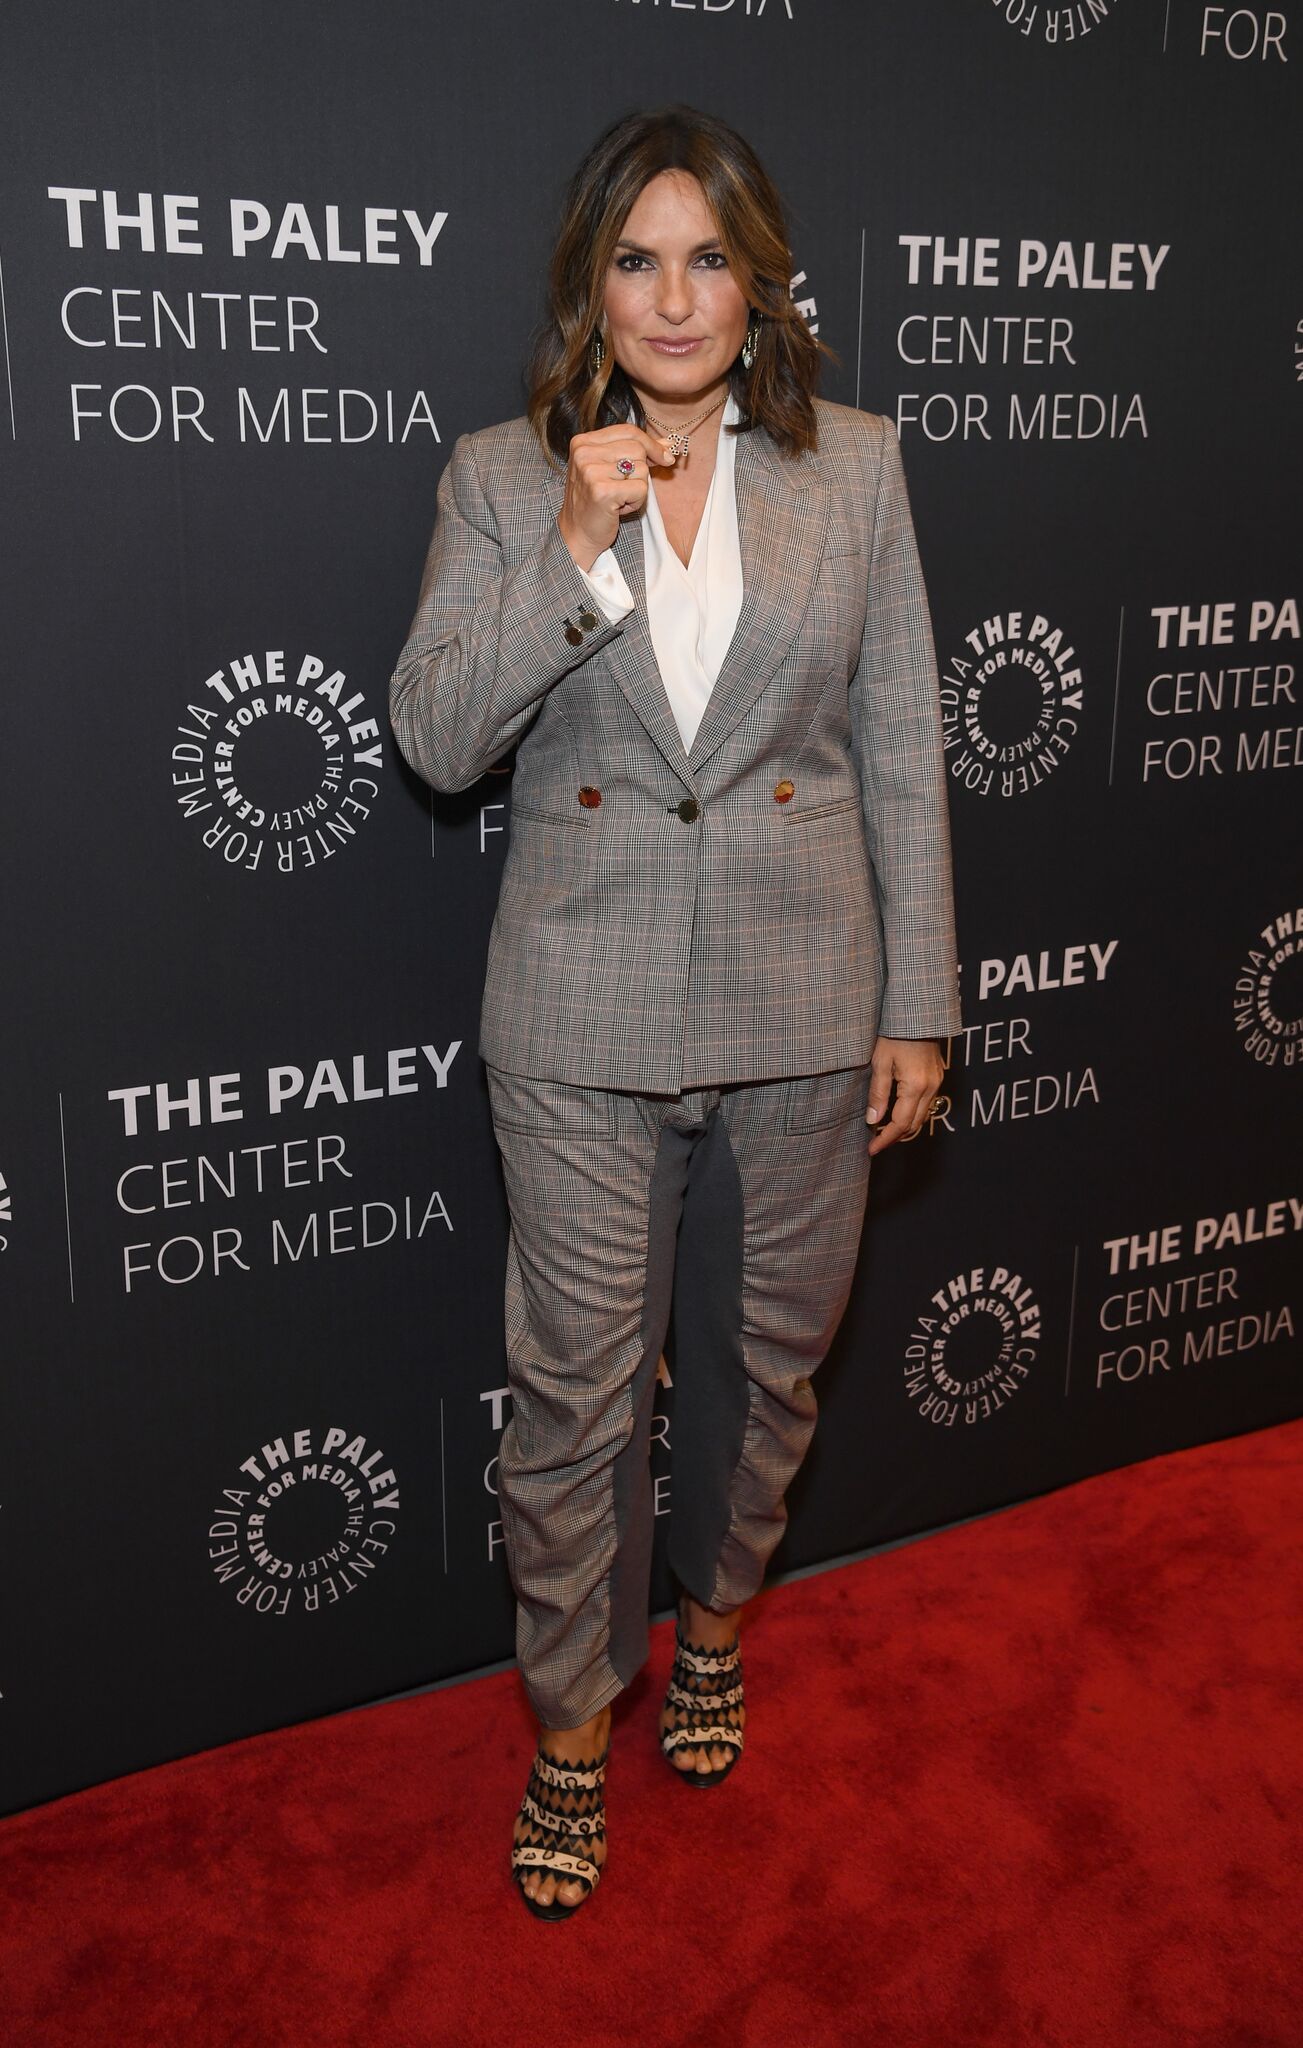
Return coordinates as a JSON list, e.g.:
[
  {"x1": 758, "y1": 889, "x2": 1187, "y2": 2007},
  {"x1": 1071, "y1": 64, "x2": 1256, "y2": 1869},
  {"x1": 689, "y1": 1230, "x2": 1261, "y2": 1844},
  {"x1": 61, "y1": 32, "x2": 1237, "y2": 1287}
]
[
  {"x1": 578, "y1": 785, "x2": 602, "y2": 808},
  {"x1": 563, "y1": 619, "x2": 583, "y2": 646},
  {"x1": 676, "y1": 797, "x2": 700, "y2": 823},
  {"x1": 577, "y1": 609, "x2": 599, "y2": 631},
  {"x1": 773, "y1": 779, "x2": 795, "y2": 803}
]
